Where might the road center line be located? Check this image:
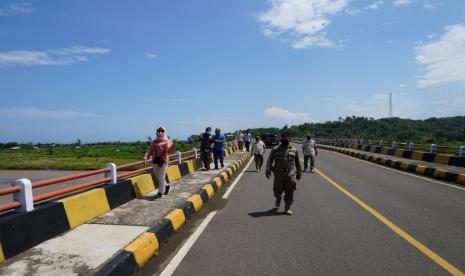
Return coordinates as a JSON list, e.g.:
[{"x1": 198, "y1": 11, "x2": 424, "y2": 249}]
[
  {"x1": 159, "y1": 156, "x2": 254, "y2": 276},
  {"x1": 315, "y1": 167, "x2": 465, "y2": 276}
]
